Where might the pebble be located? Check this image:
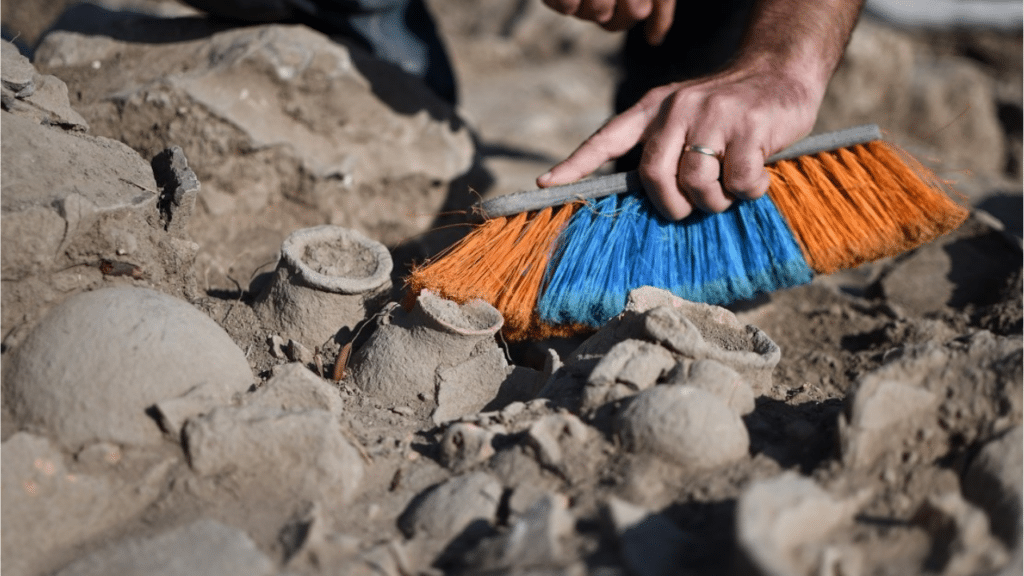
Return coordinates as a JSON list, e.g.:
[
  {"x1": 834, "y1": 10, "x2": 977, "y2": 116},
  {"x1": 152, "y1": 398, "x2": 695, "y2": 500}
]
[
  {"x1": 184, "y1": 405, "x2": 364, "y2": 504},
  {"x1": 962, "y1": 426, "x2": 1022, "y2": 550},
  {"x1": 52, "y1": 519, "x2": 275, "y2": 576},
  {"x1": 912, "y1": 491, "x2": 1009, "y2": 576},
  {"x1": 439, "y1": 423, "x2": 497, "y2": 473},
  {"x1": 247, "y1": 361, "x2": 343, "y2": 414},
  {"x1": 736, "y1": 472, "x2": 865, "y2": 576},
  {"x1": 840, "y1": 372, "x2": 940, "y2": 469},
  {"x1": 587, "y1": 339, "x2": 675, "y2": 390},
  {"x1": 1, "y1": 40, "x2": 36, "y2": 95},
  {"x1": 397, "y1": 472, "x2": 503, "y2": 541},
  {"x1": 603, "y1": 497, "x2": 701, "y2": 576},
  {"x1": 667, "y1": 358, "x2": 756, "y2": 416},
  {"x1": 526, "y1": 413, "x2": 590, "y2": 470},
  {"x1": 461, "y1": 492, "x2": 578, "y2": 573},
  {"x1": 615, "y1": 385, "x2": 749, "y2": 469}
]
